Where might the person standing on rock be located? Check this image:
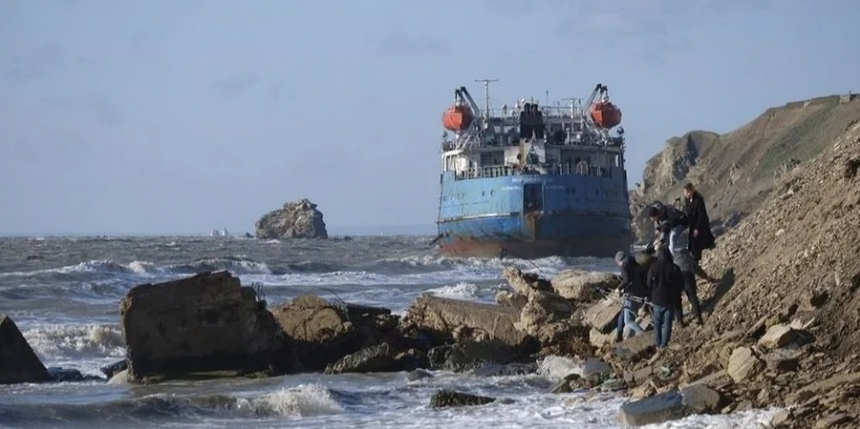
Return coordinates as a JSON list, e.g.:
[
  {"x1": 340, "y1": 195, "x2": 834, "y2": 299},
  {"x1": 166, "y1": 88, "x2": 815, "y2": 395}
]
[
  {"x1": 670, "y1": 248, "x2": 705, "y2": 327},
  {"x1": 682, "y1": 183, "x2": 717, "y2": 281},
  {"x1": 646, "y1": 246, "x2": 684, "y2": 349},
  {"x1": 613, "y1": 251, "x2": 649, "y2": 342},
  {"x1": 647, "y1": 201, "x2": 689, "y2": 258}
]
